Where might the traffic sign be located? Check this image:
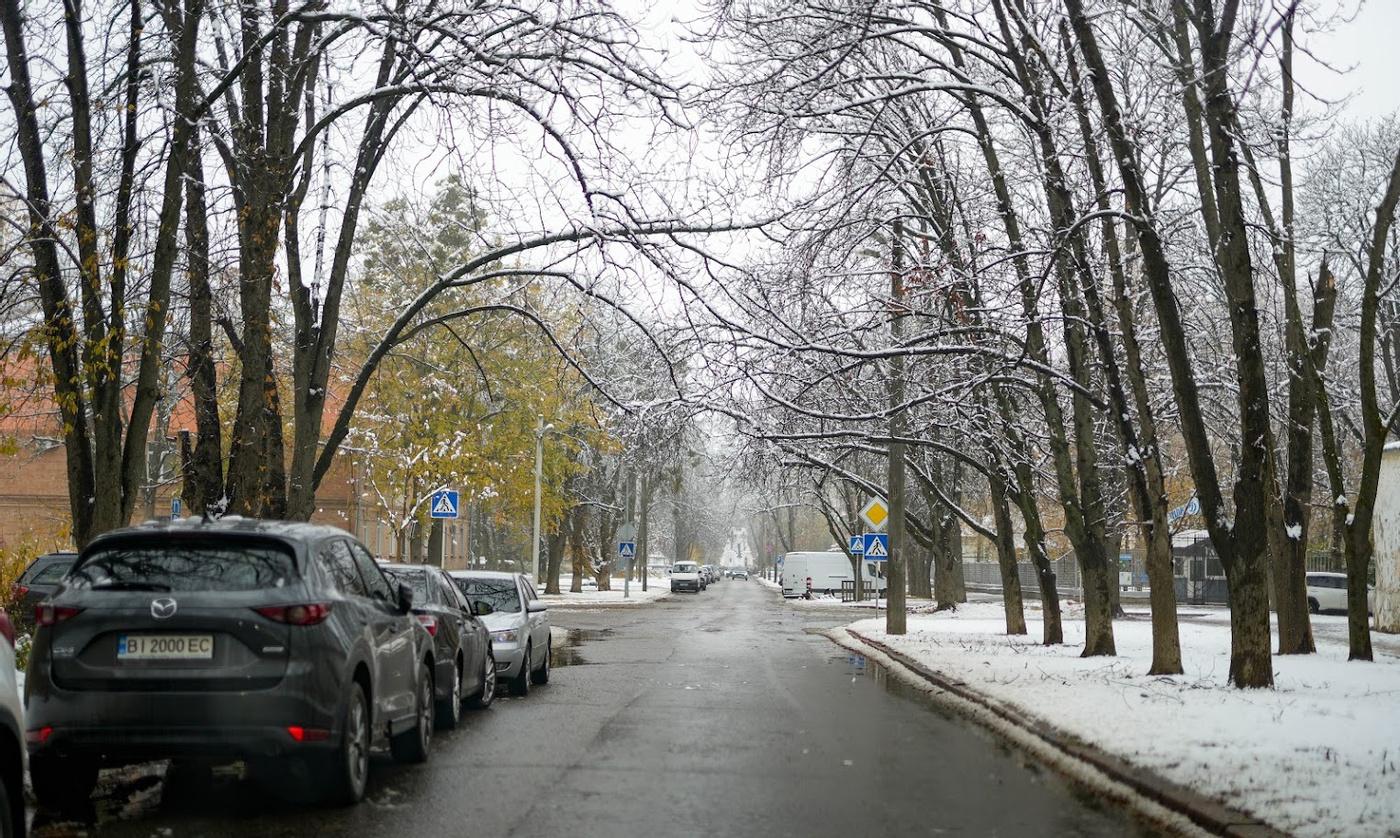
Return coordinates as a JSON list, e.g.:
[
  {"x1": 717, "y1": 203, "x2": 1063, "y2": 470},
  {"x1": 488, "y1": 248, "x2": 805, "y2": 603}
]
[
  {"x1": 848, "y1": 535, "x2": 864, "y2": 555},
  {"x1": 619, "y1": 541, "x2": 636, "y2": 561},
  {"x1": 171, "y1": 497, "x2": 181, "y2": 520},
  {"x1": 860, "y1": 497, "x2": 889, "y2": 531},
  {"x1": 429, "y1": 489, "x2": 460, "y2": 519},
  {"x1": 863, "y1": 532, "x2": 889, "y2": 562}
]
